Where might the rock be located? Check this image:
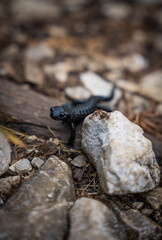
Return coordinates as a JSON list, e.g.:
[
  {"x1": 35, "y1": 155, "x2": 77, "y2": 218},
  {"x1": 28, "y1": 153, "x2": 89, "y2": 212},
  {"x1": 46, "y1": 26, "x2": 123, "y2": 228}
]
[
  {"x1": 65, "y1": 86, "x2": 91, "y2": 100},
  {"x1": 122, "y1": 54, "x2": 148, "y2": 72},
  {"x1": 24, "y1": 60, "x2": 44, "y2": 85},
  {"x1": 31, "y1": 157, "x2": 44, "y2": 168},
  {"x1": 132, "y1": 202, "x2": 144, "y2": 210},
  {"x1": 104, "y1": 199, "x2": 161, "y2": 239},
  {"x1": 80, "y1": 71, "x2": 114, "y2": 96},
  {"x1": 109, "y1": 88, "x2": 123, "y2": 109},
  {"x1": 0, "y1": 176, "x2": 20, "y2": 200},
  {"x1": 0, "y1": 133, "x2": 11, "y2": 176},
  {"x1": 71, "y1": 155, "x2": 87, "y2": 168},
  {"x1": 10, "y1": 158, "x2": 32, "y2": 175},
  {"x1": 24, "y1": 43, "x2": 54, "y2": 62},
  {"x1": 145, "y1": 187, "x2": 162, "y2": 210},
  {"x1": 0, "y1": 156, "x2": 75, "y2": 240},
  {"x1": 115, "y1": 79, "x2": 139, "y2": 93},
  {"x1": 130, "y1": 95, "x2": 150, "y2": 114},
  {"x1": 141, "y1": 208, "x2": 153, "y2": 216},
  {"x1": 68, "y1": 197, "x2": 126, "y2": 240},
  {"x1": 140, "y1": 71, "x2": 162, "y2": 102},
  {"x1": 82, "y1": 110, "x2": 160, "y2": 195},
  {"x1": 44, "y1": 62, "x2": 73, "y2": 87},
  {"x1": 101, "y1": 2, "x2": 131, "y2": 20},
  {"x1": 11, "y1": 0, "x2": 61, "y2": 21},
  {"x1": 156, "y1": 104, "x2": 162, "y2": 114},
  {"x1": 0, "y1": 197, "x2": 4, "y2": 206}
]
